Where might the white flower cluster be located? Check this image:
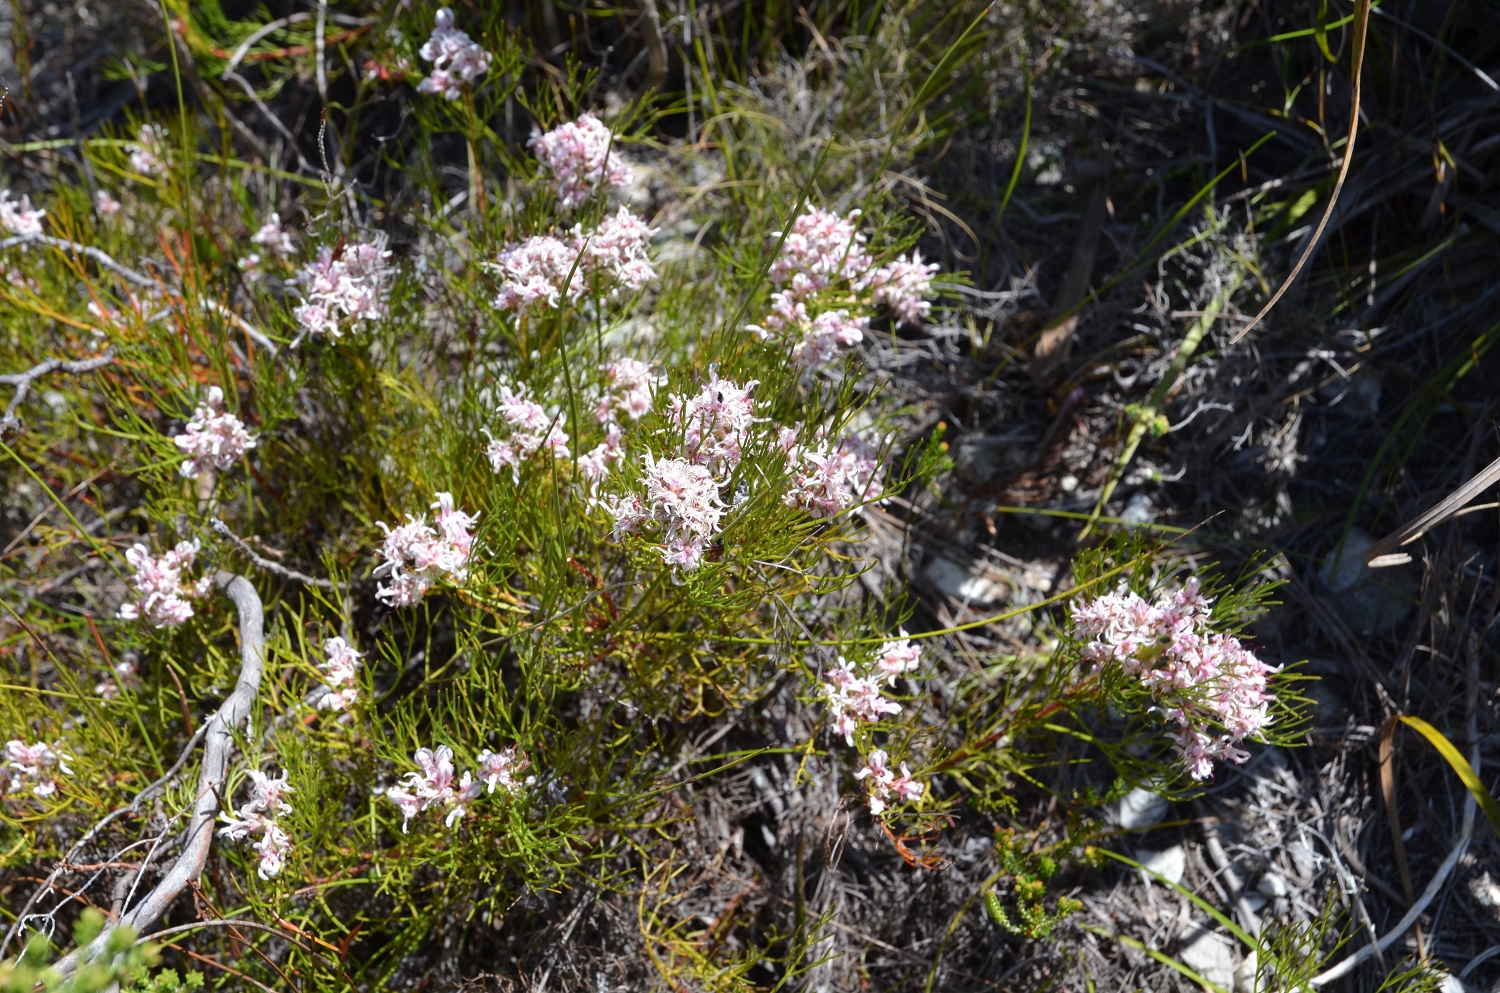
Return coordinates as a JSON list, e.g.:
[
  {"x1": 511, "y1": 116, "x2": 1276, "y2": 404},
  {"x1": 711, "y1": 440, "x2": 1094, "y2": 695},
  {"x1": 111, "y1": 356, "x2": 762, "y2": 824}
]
[
  {"x1": 820, "y1": 637, "x2": 926, "y2": 814},
  {"x1": 127, "y1": 124, "x2": 168, "y2": 176},
  {"x1": 293, "y1": 238, "x2": 393, "y2": 340},
  {"x1": 251, "y1": 212, "x2": 297, "y2": 257},
  {"x1": 117, "y1": 539, "x2": 212, "y2": 628},
  {"x1": 374, "y1": 492, "x2": 477, "y2": 608},
  {"x1": 174, "y1": 386, "x2": 257, "y2": 479},
  {"x1": 491, "y1": 209, "x2": 656, "y2": 316},
  {"x1": 4, "y1": 740, "x2": 71, "y2": 799},
  {"x1": 386, "y1": 743, "x2": 527, "y2": 832},
  {"x1": 218, "y1": 769, "x2": 294, "y2": 879},
  {"x1": 781, "y1": 429, "x2": 884, "y2": 519},
  {"x1": 529, "y1": 112, "x2": 633, "y2": 209},
  {"x1": 484, "y1": 384, "x2": 571, "y2": 481},
  {"x1": 747, "y1": 206, "x2": 939, "y2": 368},
  {"x1": 0, "y1": 191, "x2": 45, "y2": 236},
  {"x1": 610, "y1": 375, "x2": 757, "y2": 571},
  {"x1": 316, "y1": 637, "x2": 363, "y2": 712},
  {"x1": 416, "y1": 7, "x2": 492, "y2": 100},
  {"x1": 578, "y1": 422, "x2": 624, "y2": 487}
]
